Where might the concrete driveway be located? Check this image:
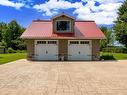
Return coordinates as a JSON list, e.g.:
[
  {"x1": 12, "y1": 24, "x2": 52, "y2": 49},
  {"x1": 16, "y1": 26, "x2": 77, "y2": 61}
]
[{"x1": 0, "y1": 60, "x2": 127, "y2": 95}]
